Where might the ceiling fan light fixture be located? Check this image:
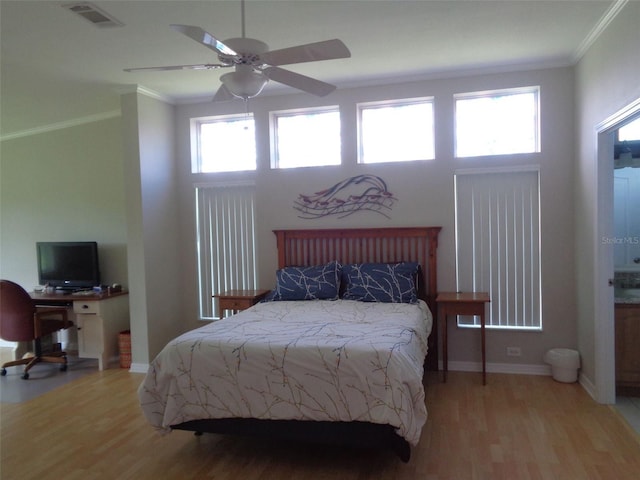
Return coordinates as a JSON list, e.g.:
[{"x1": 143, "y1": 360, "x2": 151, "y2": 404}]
[
  {"x1": 220, "y1": 65, "x2": 268, "y2": 100},
  {"x1": 125, "y1": 1, "x2": 349, "y2": 101}
]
